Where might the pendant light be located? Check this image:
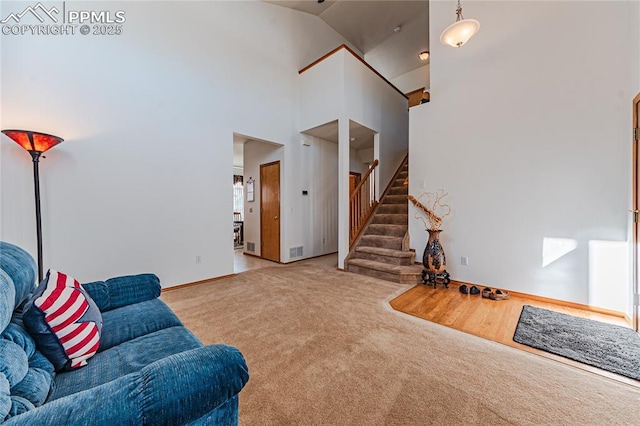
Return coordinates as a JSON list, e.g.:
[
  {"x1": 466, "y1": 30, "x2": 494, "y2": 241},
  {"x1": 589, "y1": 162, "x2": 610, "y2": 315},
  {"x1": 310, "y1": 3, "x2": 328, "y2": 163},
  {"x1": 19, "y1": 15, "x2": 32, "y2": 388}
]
[{"x1": 440, "y1": 0, "x2": 480, "y2": 48}]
